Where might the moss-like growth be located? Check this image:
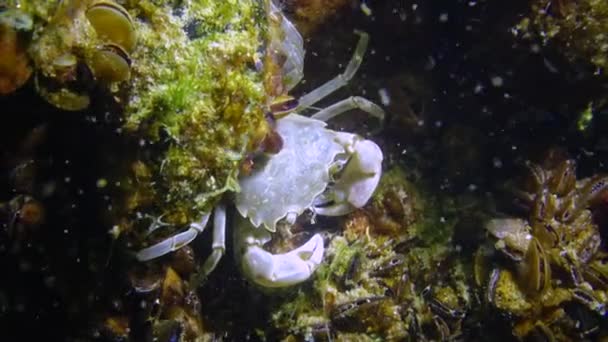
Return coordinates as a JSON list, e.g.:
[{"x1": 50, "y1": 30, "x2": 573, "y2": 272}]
[
  {"x1": 271, "y1": 166, "x2": 469, "y2": 340},
  {"x1": 122, "y1": 0, "x2": 270, "y2": 226},
  {"x1": 518, "y1": 0, "x2": 608, "y2": 70}
]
